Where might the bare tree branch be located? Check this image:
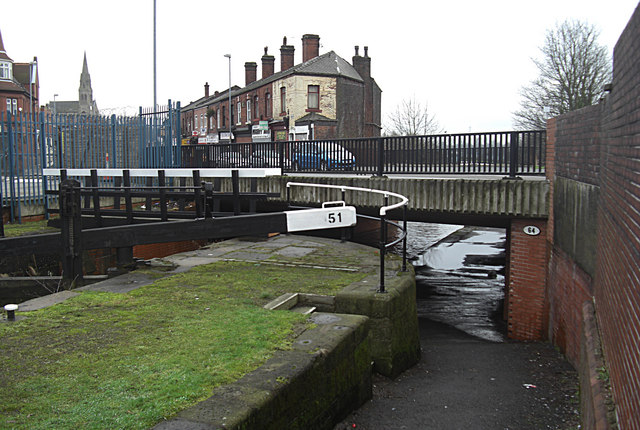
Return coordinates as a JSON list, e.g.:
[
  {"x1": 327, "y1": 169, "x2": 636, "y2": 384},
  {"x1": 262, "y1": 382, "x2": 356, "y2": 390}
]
[
  {"x1": 386, "y1": 97, "x2": 442, "y2": 136},
  {"x1": 513, "y1": 20, "x2": 611, "y2": 130}
]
